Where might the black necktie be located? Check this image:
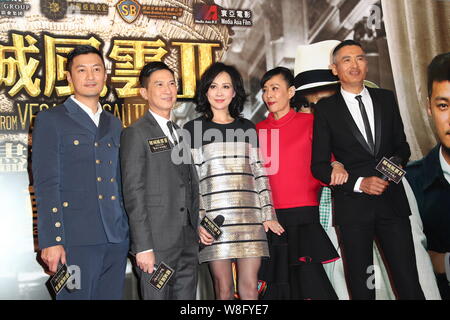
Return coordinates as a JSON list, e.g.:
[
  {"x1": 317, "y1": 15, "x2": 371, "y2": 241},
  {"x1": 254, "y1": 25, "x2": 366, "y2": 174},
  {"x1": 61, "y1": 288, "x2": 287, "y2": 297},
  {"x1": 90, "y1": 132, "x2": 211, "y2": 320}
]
[
  {"x1": 355, "y1": 95, "x2": 374, "y2": 154},
  {"x1": 166, "y1": 121, "x2": 178, "y2": 145}
]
